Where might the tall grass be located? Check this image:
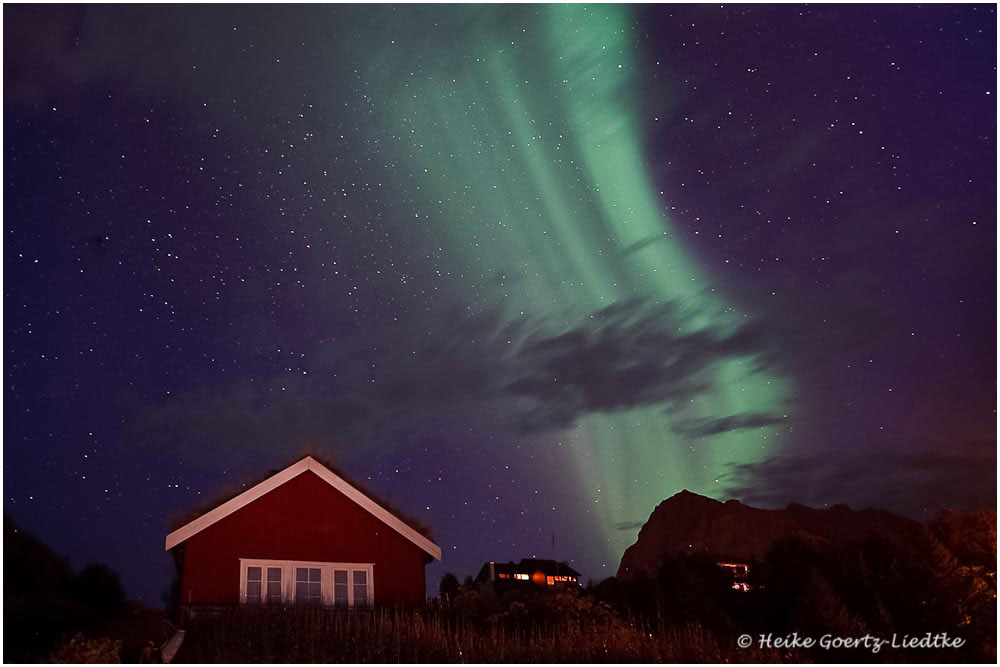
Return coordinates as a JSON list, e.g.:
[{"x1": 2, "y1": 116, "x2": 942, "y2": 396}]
[{"x1": 177, "y1": 607, "x2": 793, "y2": 663}]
